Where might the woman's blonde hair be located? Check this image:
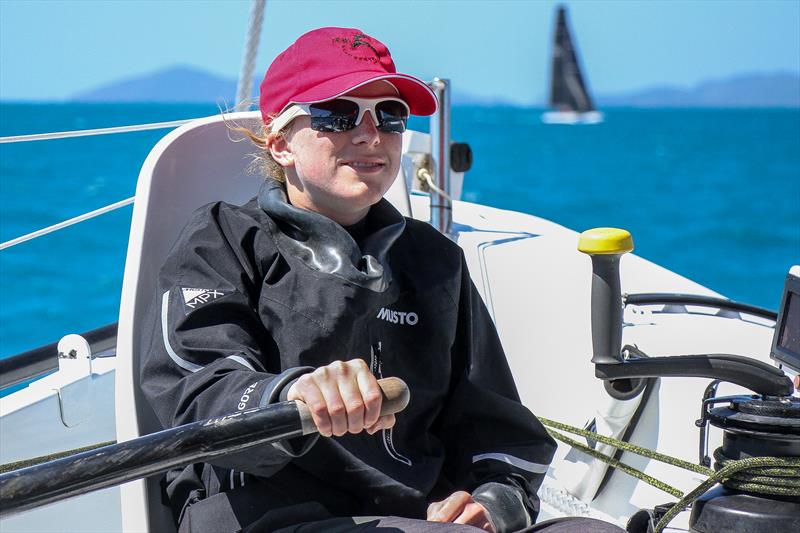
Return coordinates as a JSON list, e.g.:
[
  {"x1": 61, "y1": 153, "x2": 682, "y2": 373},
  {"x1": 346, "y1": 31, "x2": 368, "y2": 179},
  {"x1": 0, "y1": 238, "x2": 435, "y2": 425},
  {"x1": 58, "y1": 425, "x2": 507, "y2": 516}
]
[{"x1": 223, "y1": 104, "x2": 289, "y2": 183}]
